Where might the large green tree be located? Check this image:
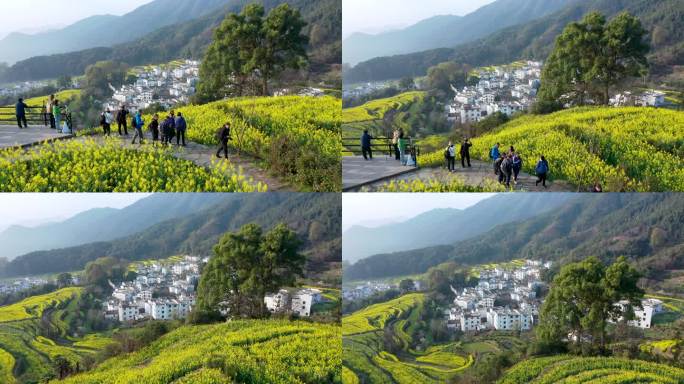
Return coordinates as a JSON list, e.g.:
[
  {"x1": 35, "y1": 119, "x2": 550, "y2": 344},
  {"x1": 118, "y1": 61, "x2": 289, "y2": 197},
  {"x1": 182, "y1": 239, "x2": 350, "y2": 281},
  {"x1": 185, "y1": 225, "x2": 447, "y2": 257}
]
[
  {"x1": 537, "y1": 256, "x2": 643, "y2": 354},
  {"x1": 538, "y1": 11, "x2": 649, "y2": 106},
  {"x1": 196, "y1": 223, "x2": 304, "y2": 319},
  {"x1": 196, "y1": 4, "x2": 308, "y2": 102}
]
